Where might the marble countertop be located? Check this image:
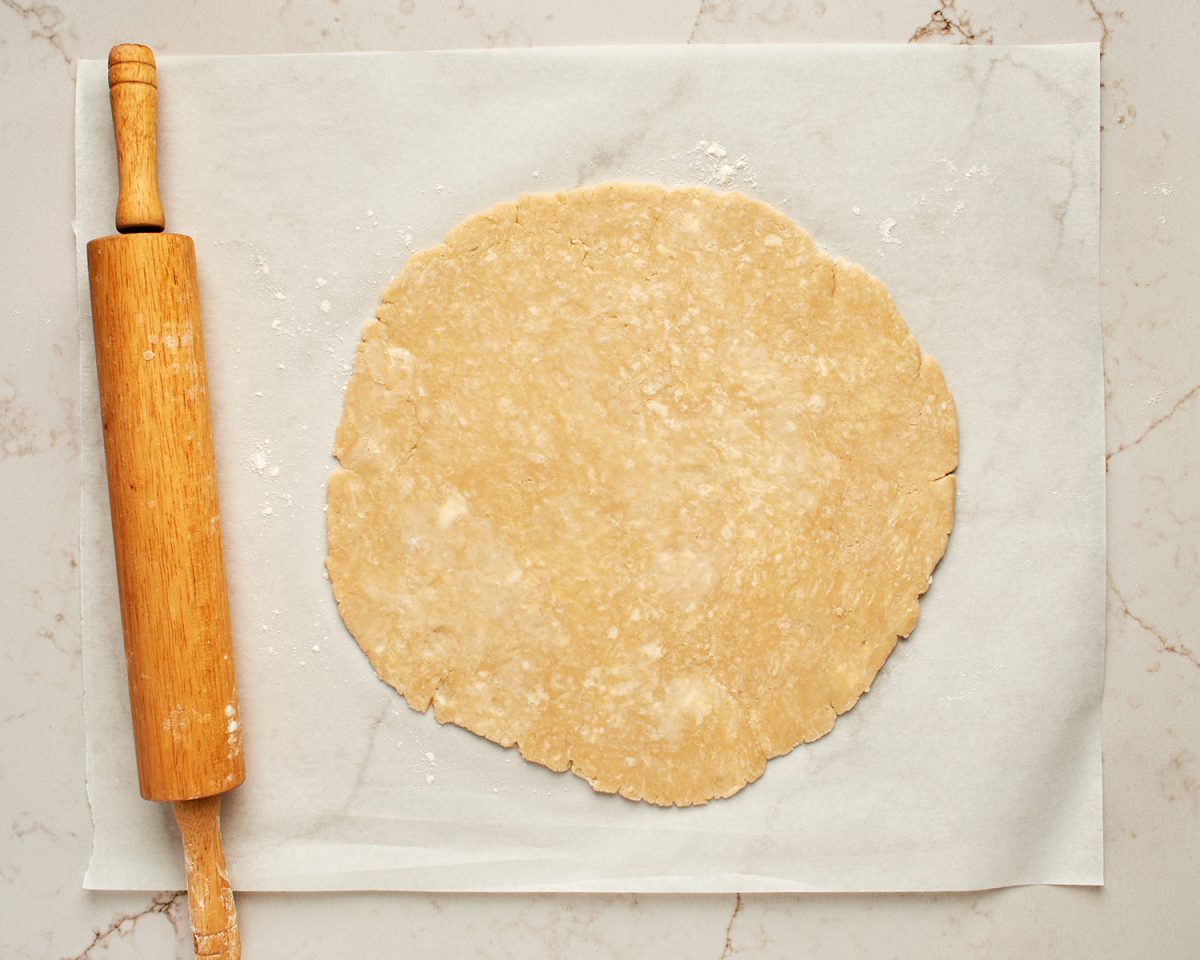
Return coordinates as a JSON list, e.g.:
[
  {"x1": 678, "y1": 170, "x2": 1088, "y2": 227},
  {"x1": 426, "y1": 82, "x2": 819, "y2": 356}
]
[{"x1": 2, "y1": 1, "x2": 1196, "y2": 956}]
